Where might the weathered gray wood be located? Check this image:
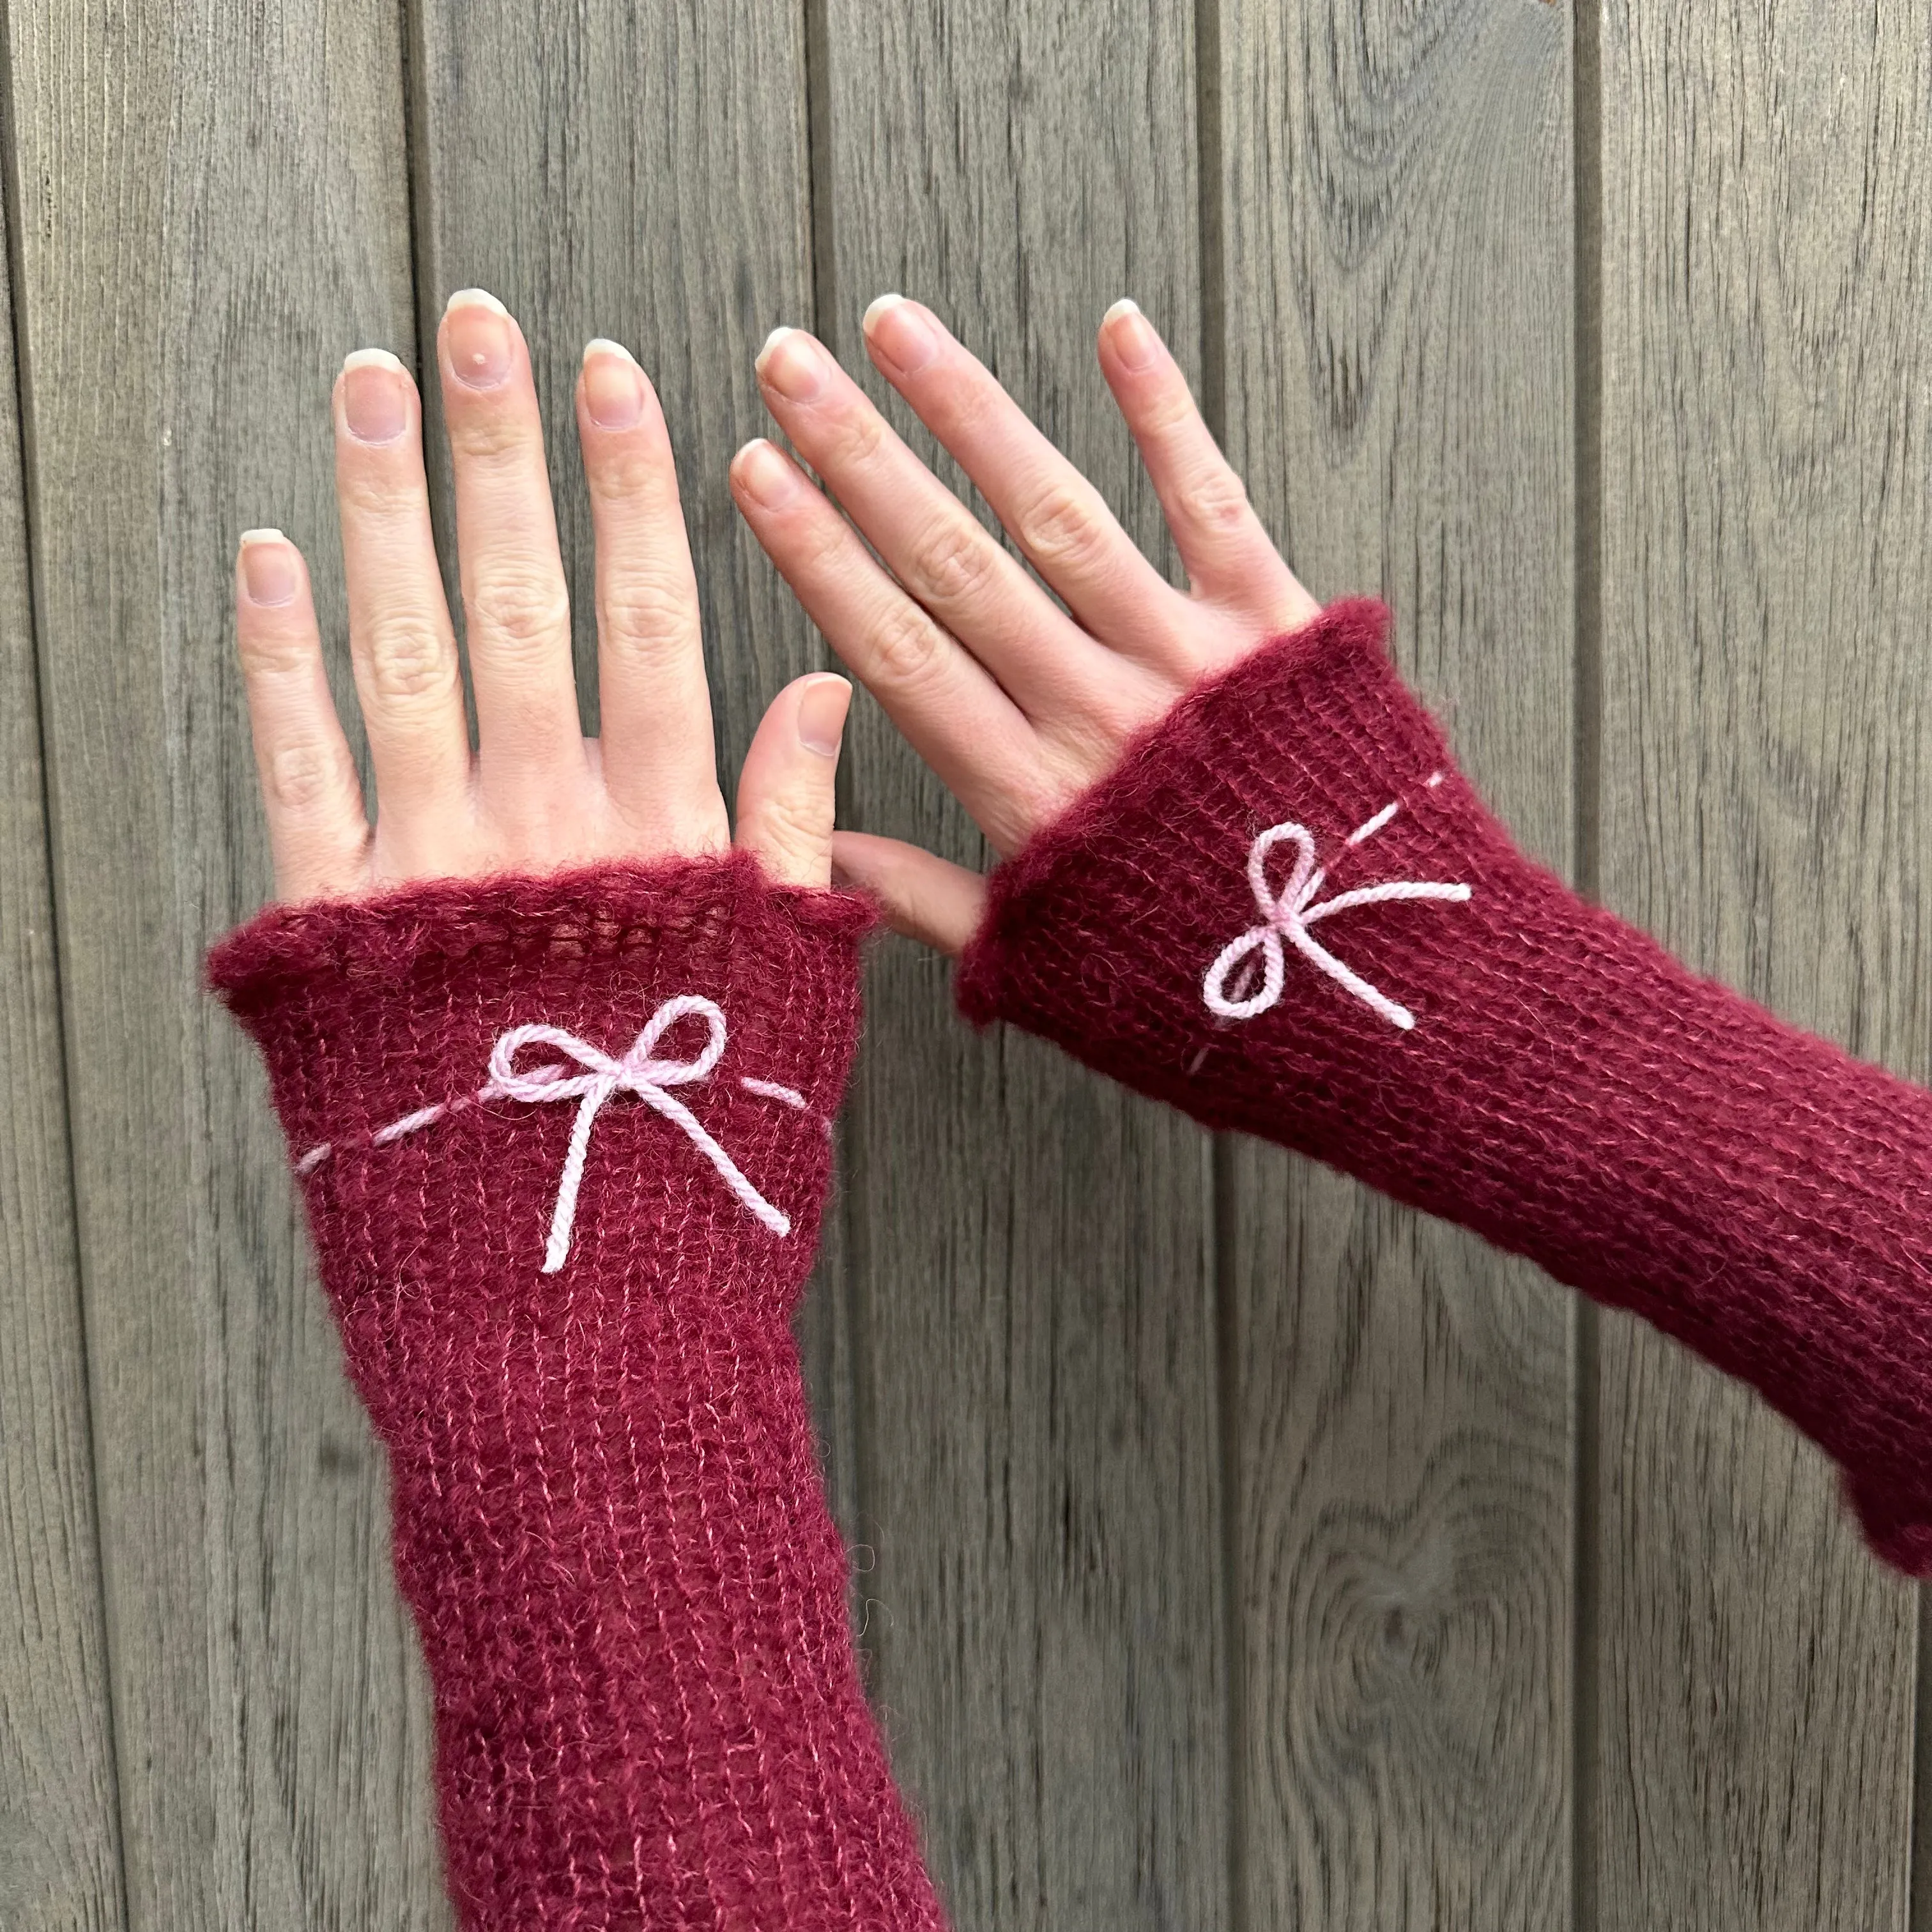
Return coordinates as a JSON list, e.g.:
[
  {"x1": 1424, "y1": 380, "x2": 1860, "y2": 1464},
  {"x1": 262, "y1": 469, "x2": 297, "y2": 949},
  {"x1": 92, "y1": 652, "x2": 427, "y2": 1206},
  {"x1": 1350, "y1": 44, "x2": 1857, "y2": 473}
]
[
  {"x1": 408, "y1": 3, "x2": 817, "y2": 764},
  {"x1": 3, "y1": 3, "x2": 447, "y2": 1924},
  {"x1": 1594, "y1": 6, "x2": 1928, "y2": 1925},
  {"x1": 0, "y1": 128, "x2": 126, "y2": 1932},
  {"x1": 402, "y1": 0, "x2": 861, "y2": 1536},
  {"x1": 1220, "y1": 2, "x2": 1577, "y2": 1926},
  {"x1": 824, "y1": 7, "x2": 1229, "y2": 1927}
]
